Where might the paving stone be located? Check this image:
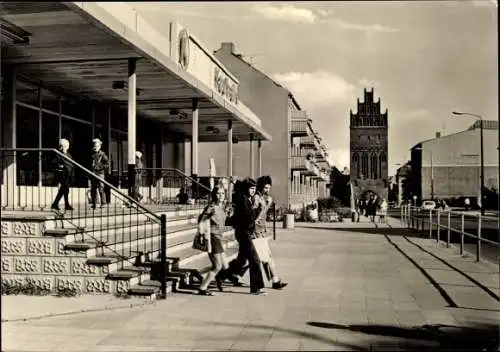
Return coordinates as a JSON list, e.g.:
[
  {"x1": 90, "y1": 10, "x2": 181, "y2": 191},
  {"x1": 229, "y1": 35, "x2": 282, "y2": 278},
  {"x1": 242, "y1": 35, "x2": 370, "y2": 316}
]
[{"x1": 4, "y1": 222, "x2": 498, "y2": 351}]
